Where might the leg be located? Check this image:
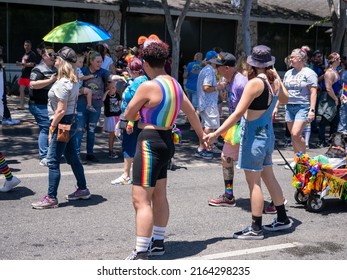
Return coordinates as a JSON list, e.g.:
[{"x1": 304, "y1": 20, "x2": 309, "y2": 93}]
[
  {"x1": 152, "y1": 178, "x2": 169, "y2": 228},
  {"x1": 75, "y1": 104, "x2": 87, "y2": 156},
  {"x1": 19, "y1": 85, "x2": 26, "y2": 109},
  {"x1": 288, "y1": 120, "x2": 307, "y2": 154},
  {"x1": 0, "y1": 152, "x2": 21, "y2": 192},
  {"x1": 108, "y1": 132, "x2": 115, "y2": 153},
  {"x1": 86, "y1": 107, "x2": 101, "y2": 156}
]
